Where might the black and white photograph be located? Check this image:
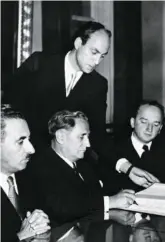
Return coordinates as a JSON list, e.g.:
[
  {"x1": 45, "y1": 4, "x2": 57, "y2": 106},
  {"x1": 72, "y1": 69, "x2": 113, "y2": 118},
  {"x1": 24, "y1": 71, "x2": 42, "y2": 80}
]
[{"x1": 1, "y1": 1, "x2": 165, "y2": 242}]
